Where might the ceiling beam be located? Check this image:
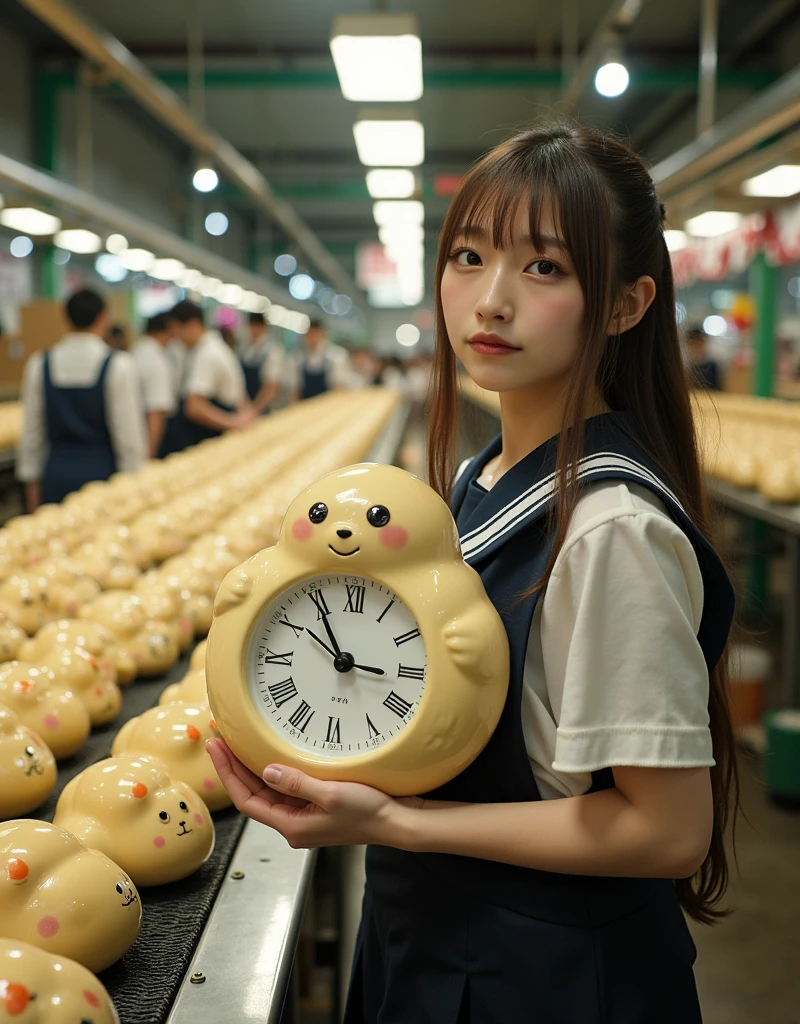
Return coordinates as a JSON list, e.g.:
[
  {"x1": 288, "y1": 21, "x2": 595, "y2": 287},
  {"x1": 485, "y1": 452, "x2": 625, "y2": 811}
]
[{"x1": 17, "y1": 0, "x2": 363, "y2": 303}]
